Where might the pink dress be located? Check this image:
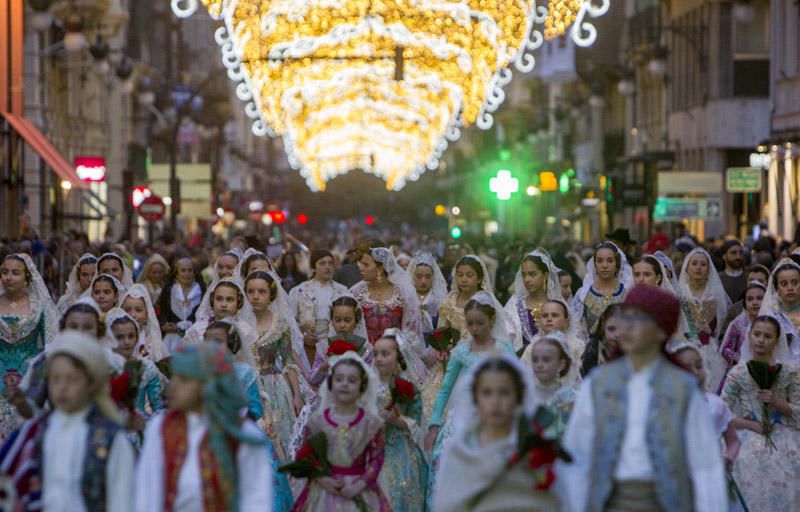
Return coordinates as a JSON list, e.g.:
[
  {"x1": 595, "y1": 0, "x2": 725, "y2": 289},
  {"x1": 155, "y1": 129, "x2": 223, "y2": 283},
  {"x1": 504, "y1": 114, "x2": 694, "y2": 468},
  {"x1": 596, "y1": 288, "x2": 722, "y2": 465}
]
[{"x1": 292, "y1": 408, "x2": 391, "y2": 512}]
